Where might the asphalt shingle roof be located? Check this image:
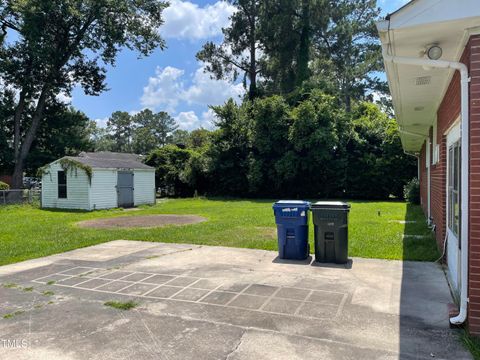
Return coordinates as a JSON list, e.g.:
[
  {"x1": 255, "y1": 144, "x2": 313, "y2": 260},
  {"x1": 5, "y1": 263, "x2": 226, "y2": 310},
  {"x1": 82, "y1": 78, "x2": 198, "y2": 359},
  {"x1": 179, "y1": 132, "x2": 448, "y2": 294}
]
[{"x1": 61, "y1": 152, "x2": 153, "y2": 170}]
